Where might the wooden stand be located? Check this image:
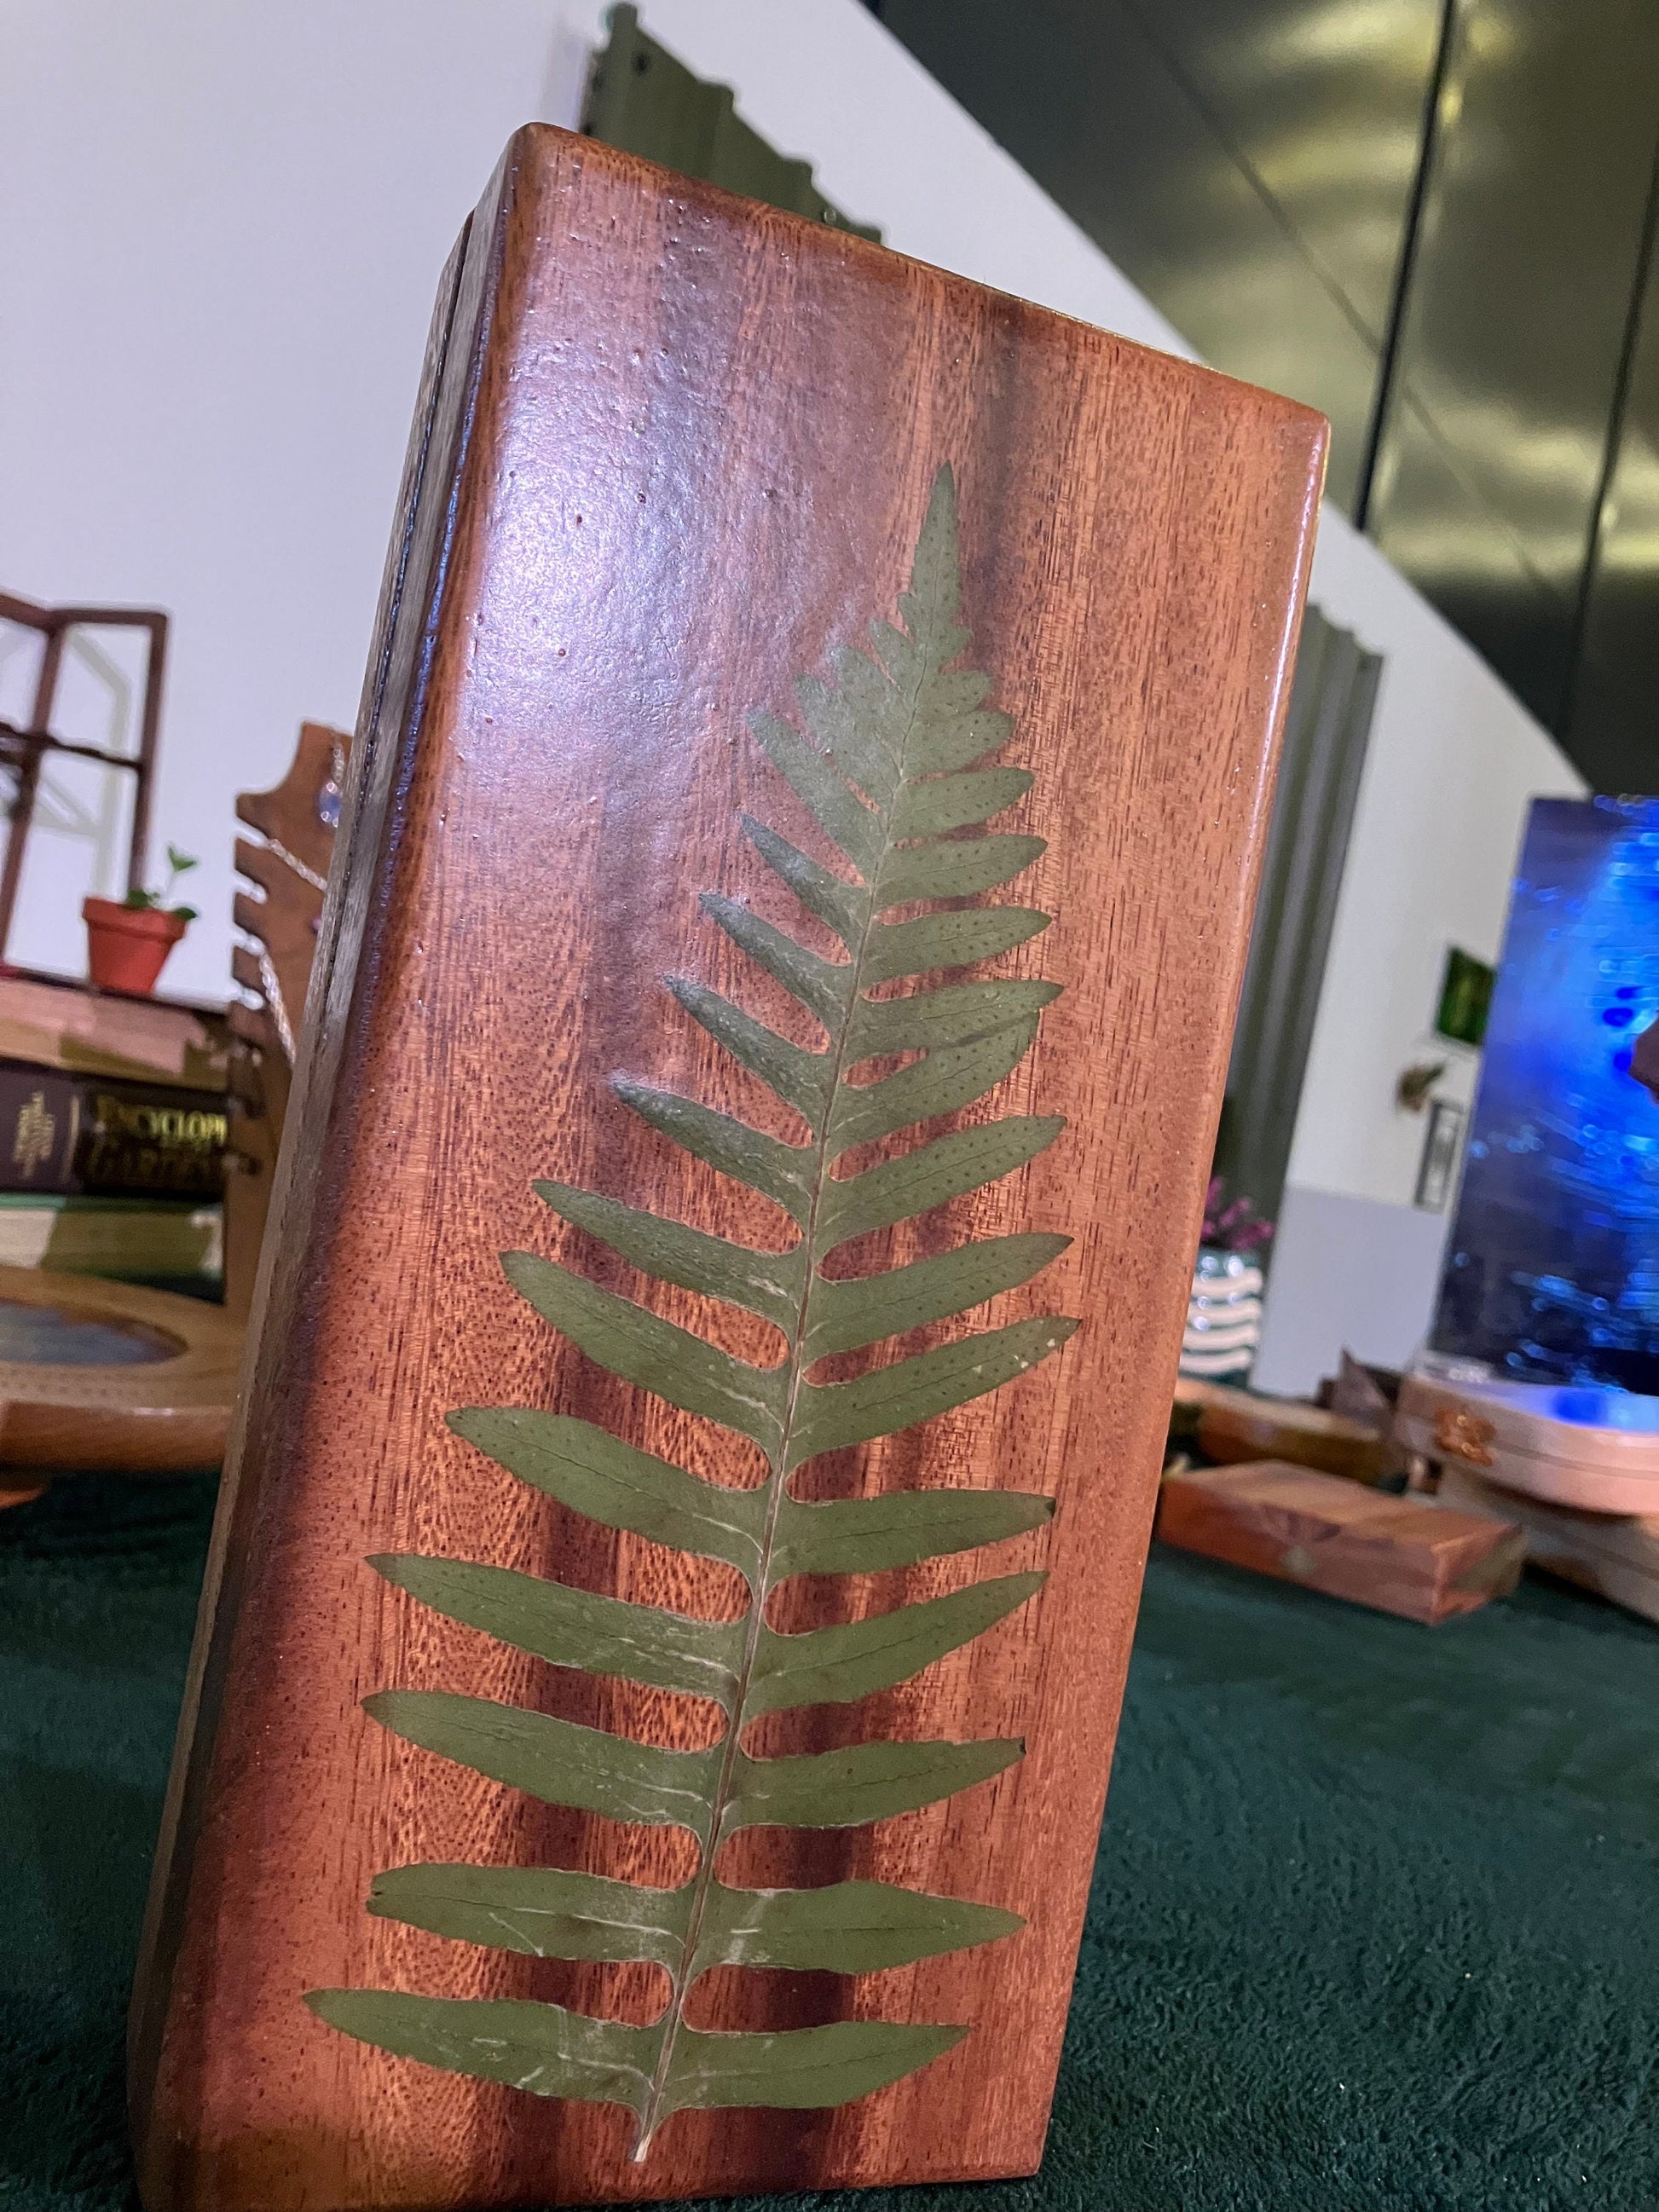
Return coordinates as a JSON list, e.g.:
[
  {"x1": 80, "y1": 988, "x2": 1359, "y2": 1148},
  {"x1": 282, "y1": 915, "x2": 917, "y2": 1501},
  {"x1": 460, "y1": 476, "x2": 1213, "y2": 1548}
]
[
  {"x1": 224, "y1": 722, "x2": 349, "y2": 1320},
  {"x1": 1436, "y1": 1460, "x2": 1659, "y2": 1625},
  {"x1": 130, "y1": 125, "x2": 1325, "y2": 2208},
  {"x1": 0, "y1": 592, "x2": 167, "y2": 962}
]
